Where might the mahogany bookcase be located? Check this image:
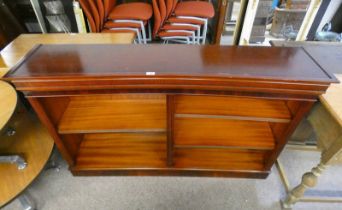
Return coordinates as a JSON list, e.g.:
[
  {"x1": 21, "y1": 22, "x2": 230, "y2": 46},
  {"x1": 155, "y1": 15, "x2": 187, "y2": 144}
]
[{"x1": 4, "y1": 44, "x2": 337, "y2": 178}]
